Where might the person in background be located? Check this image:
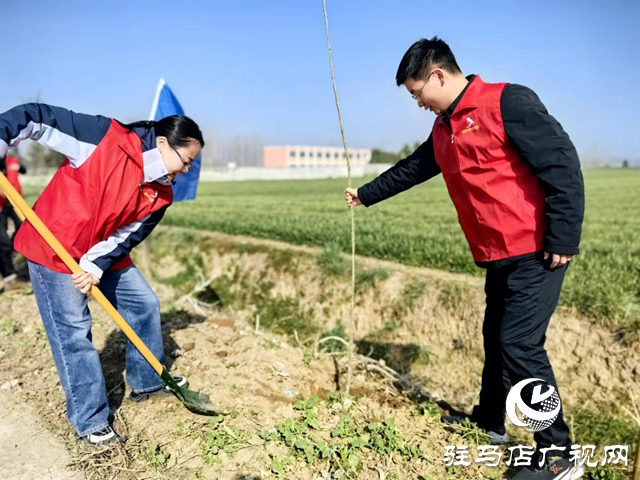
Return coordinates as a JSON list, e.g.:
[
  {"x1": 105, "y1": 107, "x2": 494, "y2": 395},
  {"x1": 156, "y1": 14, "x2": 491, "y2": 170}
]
[{"x1": 0, "y1": 149, "x2": 26, "y2": 284}]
